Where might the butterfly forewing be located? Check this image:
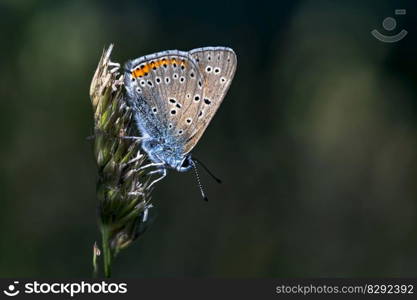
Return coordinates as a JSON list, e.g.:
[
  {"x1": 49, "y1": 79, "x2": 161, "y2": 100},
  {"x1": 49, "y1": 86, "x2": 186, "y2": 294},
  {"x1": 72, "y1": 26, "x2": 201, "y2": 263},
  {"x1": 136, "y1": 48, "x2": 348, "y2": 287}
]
[
  {"x1": 183, "y1": 47, "x2": 237, "y2": 154},
  {"x1": 124, "y1": 50, "x2": 202, "y2": 138}
]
